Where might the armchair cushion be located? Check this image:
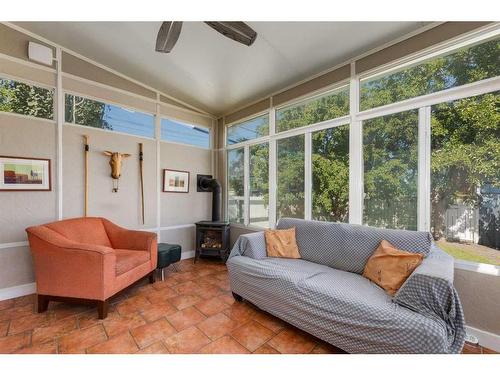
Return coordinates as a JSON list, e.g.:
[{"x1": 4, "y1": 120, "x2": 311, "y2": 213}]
[{"x1": 115, "y1": 249, "x2": 151, "y2": 276}]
